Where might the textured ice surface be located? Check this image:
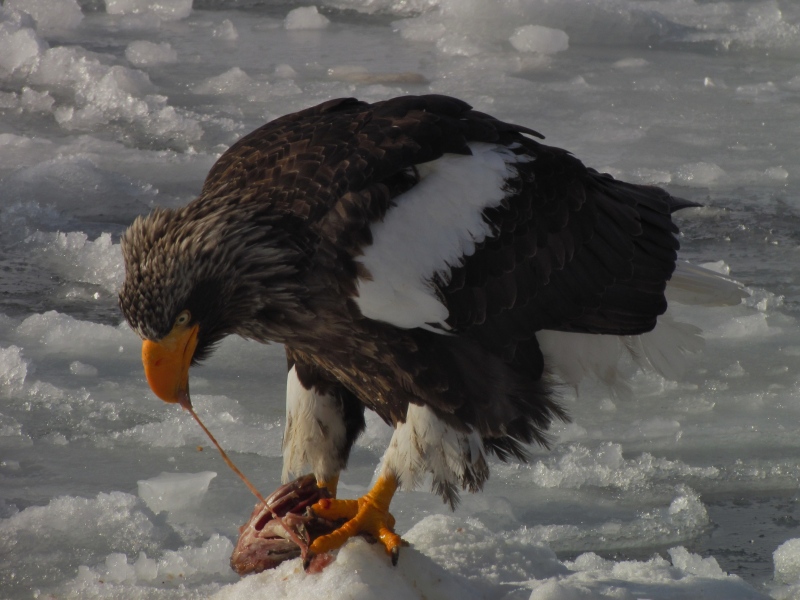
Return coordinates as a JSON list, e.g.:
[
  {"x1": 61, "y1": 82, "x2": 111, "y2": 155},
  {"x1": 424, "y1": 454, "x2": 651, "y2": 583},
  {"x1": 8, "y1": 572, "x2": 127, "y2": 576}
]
[
  {"x1": 0, "y1": 9, "x2": 47, "y2": 74},
  {"x1": 194, "y1": 67, "x2": 263, "y2": 96},
  {"x1": 2, "y1": 0, "x2": 800, "y2": 598},
  {"x1": 509, "y1": 25, "x2": 569, "y2": 54},
  {"x1": 0, "y1": 8, "x2": 202, "y2": 146},
  {"x1": 774, "y1": 538, "x2": 800, "y2": 584},
  {"x1": 138, "y1": 471, "x2": 217, "y2": 514},
  {"x1": 125, "y1": 40, "x2": 179, "y2": 67},
  {"x1": 104, "y1": 0, "x2": 193, "y2": 21},
  {"x1": 4, "y1": 0, "x2": 82, "y2": 32},
  {"x1": 284, "y1": 6, "x2": 330, "y2": 30}
]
